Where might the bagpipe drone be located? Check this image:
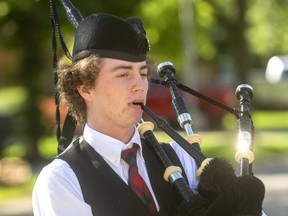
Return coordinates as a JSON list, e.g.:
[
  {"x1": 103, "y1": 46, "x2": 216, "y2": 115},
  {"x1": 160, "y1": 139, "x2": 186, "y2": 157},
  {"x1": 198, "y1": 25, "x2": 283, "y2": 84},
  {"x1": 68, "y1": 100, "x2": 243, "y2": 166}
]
[{"x1": 49, "y1": 0, "x2": 265, "y2": 215}]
